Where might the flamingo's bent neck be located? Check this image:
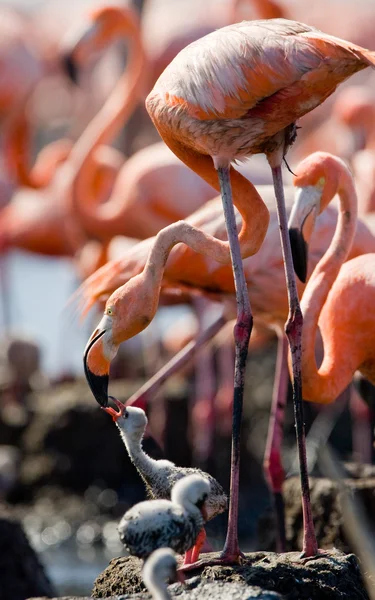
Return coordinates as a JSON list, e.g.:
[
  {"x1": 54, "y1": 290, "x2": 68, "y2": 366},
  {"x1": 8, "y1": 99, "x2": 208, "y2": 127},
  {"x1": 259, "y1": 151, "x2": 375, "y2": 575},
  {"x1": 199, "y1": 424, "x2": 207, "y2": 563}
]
[
  {"x1": 299, "y1": 159, "x2": 358, "y2": 403},
  {"x1": 70, "y1": 7, "x2": 146, "y2": 234}
]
